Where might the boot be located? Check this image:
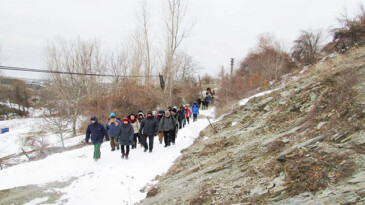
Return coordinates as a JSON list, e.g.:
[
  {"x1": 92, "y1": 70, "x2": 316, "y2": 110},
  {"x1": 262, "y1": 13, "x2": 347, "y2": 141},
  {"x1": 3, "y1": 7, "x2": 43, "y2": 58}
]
[
  {"x1": 121, "y1": 153, "x2": 125, "y2": 159},
  {"x1": 125, "y1": 154, "x2": 129, "y2": 160}
]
